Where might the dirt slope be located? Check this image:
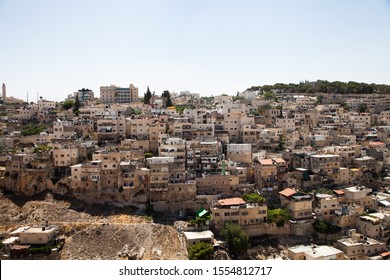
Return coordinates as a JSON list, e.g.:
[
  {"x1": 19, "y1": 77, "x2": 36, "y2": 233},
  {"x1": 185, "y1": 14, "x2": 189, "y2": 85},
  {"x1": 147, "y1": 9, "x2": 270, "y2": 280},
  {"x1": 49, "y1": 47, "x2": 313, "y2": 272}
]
[{"x1": 0, "y1": 191, "x2": 188, "y2": 260}]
